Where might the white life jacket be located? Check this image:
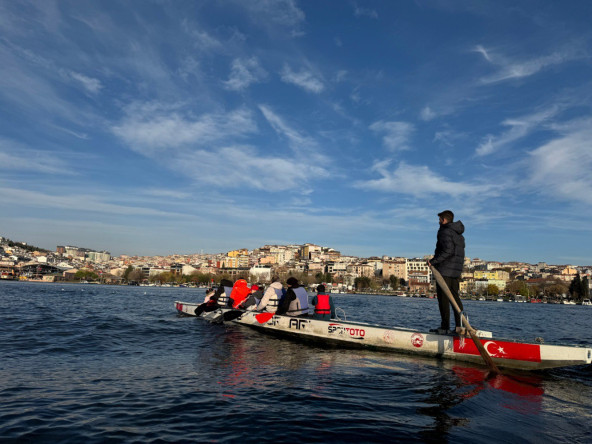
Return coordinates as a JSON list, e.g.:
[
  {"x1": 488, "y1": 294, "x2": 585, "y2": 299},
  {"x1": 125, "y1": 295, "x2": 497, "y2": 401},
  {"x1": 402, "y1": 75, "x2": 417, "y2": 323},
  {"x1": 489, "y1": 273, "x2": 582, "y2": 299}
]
[
  {"x1": 217, "y1": 286, "x2": 233, "y2": 307},
  {"x1": 287, "y1": 286, "x2": 309, "y2": 316},
  {"x1": 268, "y1": 287, "x2": 283, "y2": 308}
]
